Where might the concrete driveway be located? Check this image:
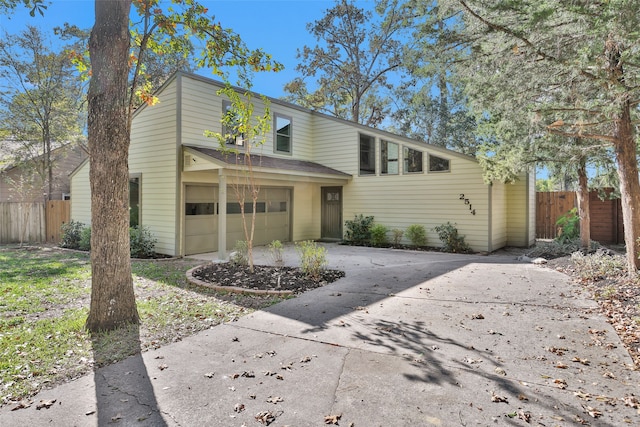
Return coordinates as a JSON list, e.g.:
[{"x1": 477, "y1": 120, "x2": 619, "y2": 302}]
[{"x1": 1, "y1": 244, "x2": 638, "y2": 426}]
